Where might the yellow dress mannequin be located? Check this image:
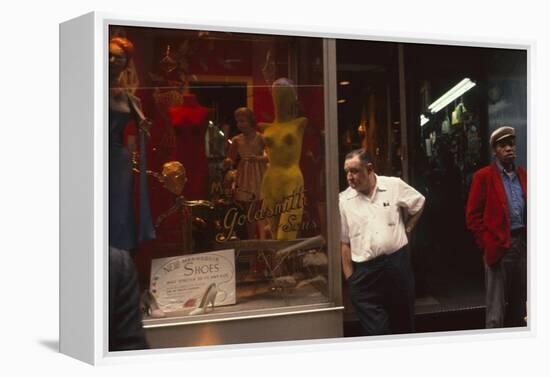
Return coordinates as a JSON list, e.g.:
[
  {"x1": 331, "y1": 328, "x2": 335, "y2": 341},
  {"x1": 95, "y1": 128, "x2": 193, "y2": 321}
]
[{"x1": 260, "y1": 78, "x2": 308, "y2": 240}]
